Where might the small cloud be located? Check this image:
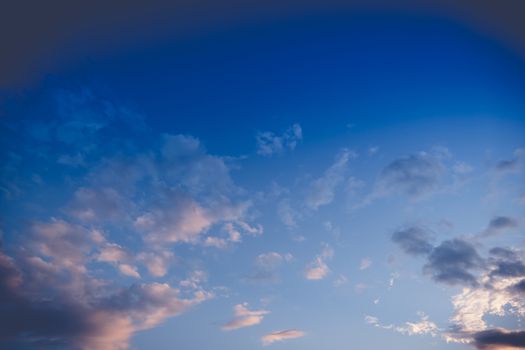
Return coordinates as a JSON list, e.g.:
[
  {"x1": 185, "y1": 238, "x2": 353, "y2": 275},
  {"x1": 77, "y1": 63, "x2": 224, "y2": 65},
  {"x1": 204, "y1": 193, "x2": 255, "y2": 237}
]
[
  {"x1": 480, "y1": 216, "x2": 519, "y2": 238},
  {"x1": 359, "y1": 258, "x2": 372, "y2": 271},
  {"x1": 368, "y1": 146, "x2": 379, "y2": 156},
  {"x1": 256, "y1": 123, "x2": 302, "y2": 156},
  {"x1": 306, "y1": 149, "x2": 357, "y2": 210},
  {"x1": 118, "y1": 264, "x2": 140, "y2": 278},
  {"x1": 222, "y1": 303, "x2": 270, "y2": 331},
  {"x1": 355, "y1": 283, "x2": 367, "y2": 293},
  {"x1": 305, "y1": 244, "x2": 334, "y2": 281},
  {"x1": 392, "y1": 226, "x2": 434, "y2": 256},
  {"x1": 261, "y1": 329, "x2": 305, "y2": 345},
  {"x1": 423, "y1": 239, "x2": 483, "y2": 287},
  {"x1": 333, "y1": 274, "x2": 348, "y2": 287}
]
